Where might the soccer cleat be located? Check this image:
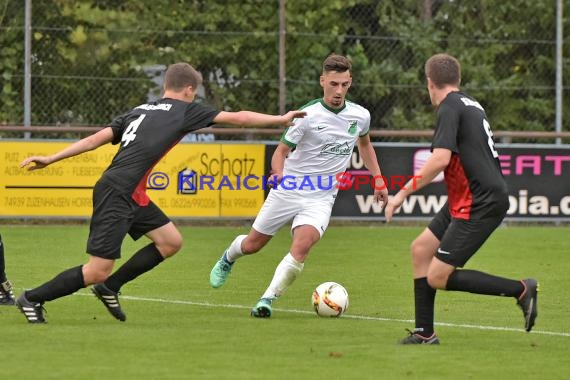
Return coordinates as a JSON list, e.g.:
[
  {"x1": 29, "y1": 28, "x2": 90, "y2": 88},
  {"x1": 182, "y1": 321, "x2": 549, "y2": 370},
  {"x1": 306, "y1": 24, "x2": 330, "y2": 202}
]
[
  {"x1": 16, "y1": 293, "x2": 46, "y2": 324},
  {"x1": 0, "y1": 280, "x2": 15, "y2": 305},
  {"x1": 91, "y1": 283, "x2": 126, "y2": 322},
  {"x1": 209, "y1": 252, "x2": 233, "y2": 288},
  {"x1": 250, "y1": 298, "x2": 273, "y2": 318},
  {"x1": 398, "y1": 329, "x2": 440, "y2": 345},
  {"x1": 517, "y1": 278, "x2": 538, "y2": 332}
]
